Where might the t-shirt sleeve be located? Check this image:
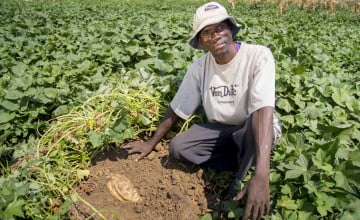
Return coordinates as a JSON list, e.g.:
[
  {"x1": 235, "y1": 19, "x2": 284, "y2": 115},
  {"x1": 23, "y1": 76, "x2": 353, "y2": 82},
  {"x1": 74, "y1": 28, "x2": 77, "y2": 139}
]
[
  {"x1": 170, "y1": 63, "x2": 202, "y2": 120},
  {"x1": 248, "y1": 47, "x2": 276, "y2": 114}
]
